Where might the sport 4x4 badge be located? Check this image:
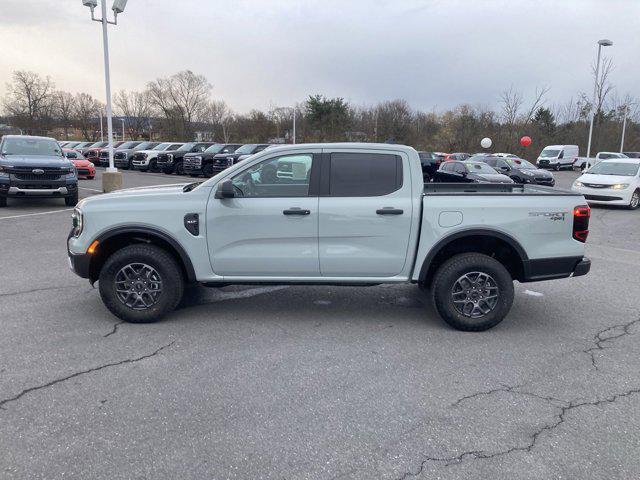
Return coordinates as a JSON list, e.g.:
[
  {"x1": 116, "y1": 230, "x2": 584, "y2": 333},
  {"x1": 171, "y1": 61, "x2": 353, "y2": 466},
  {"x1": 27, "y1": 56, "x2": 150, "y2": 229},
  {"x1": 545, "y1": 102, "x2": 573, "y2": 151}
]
[{"x1": 528, "y1": 211, "x2": 567, "y2": 221}]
